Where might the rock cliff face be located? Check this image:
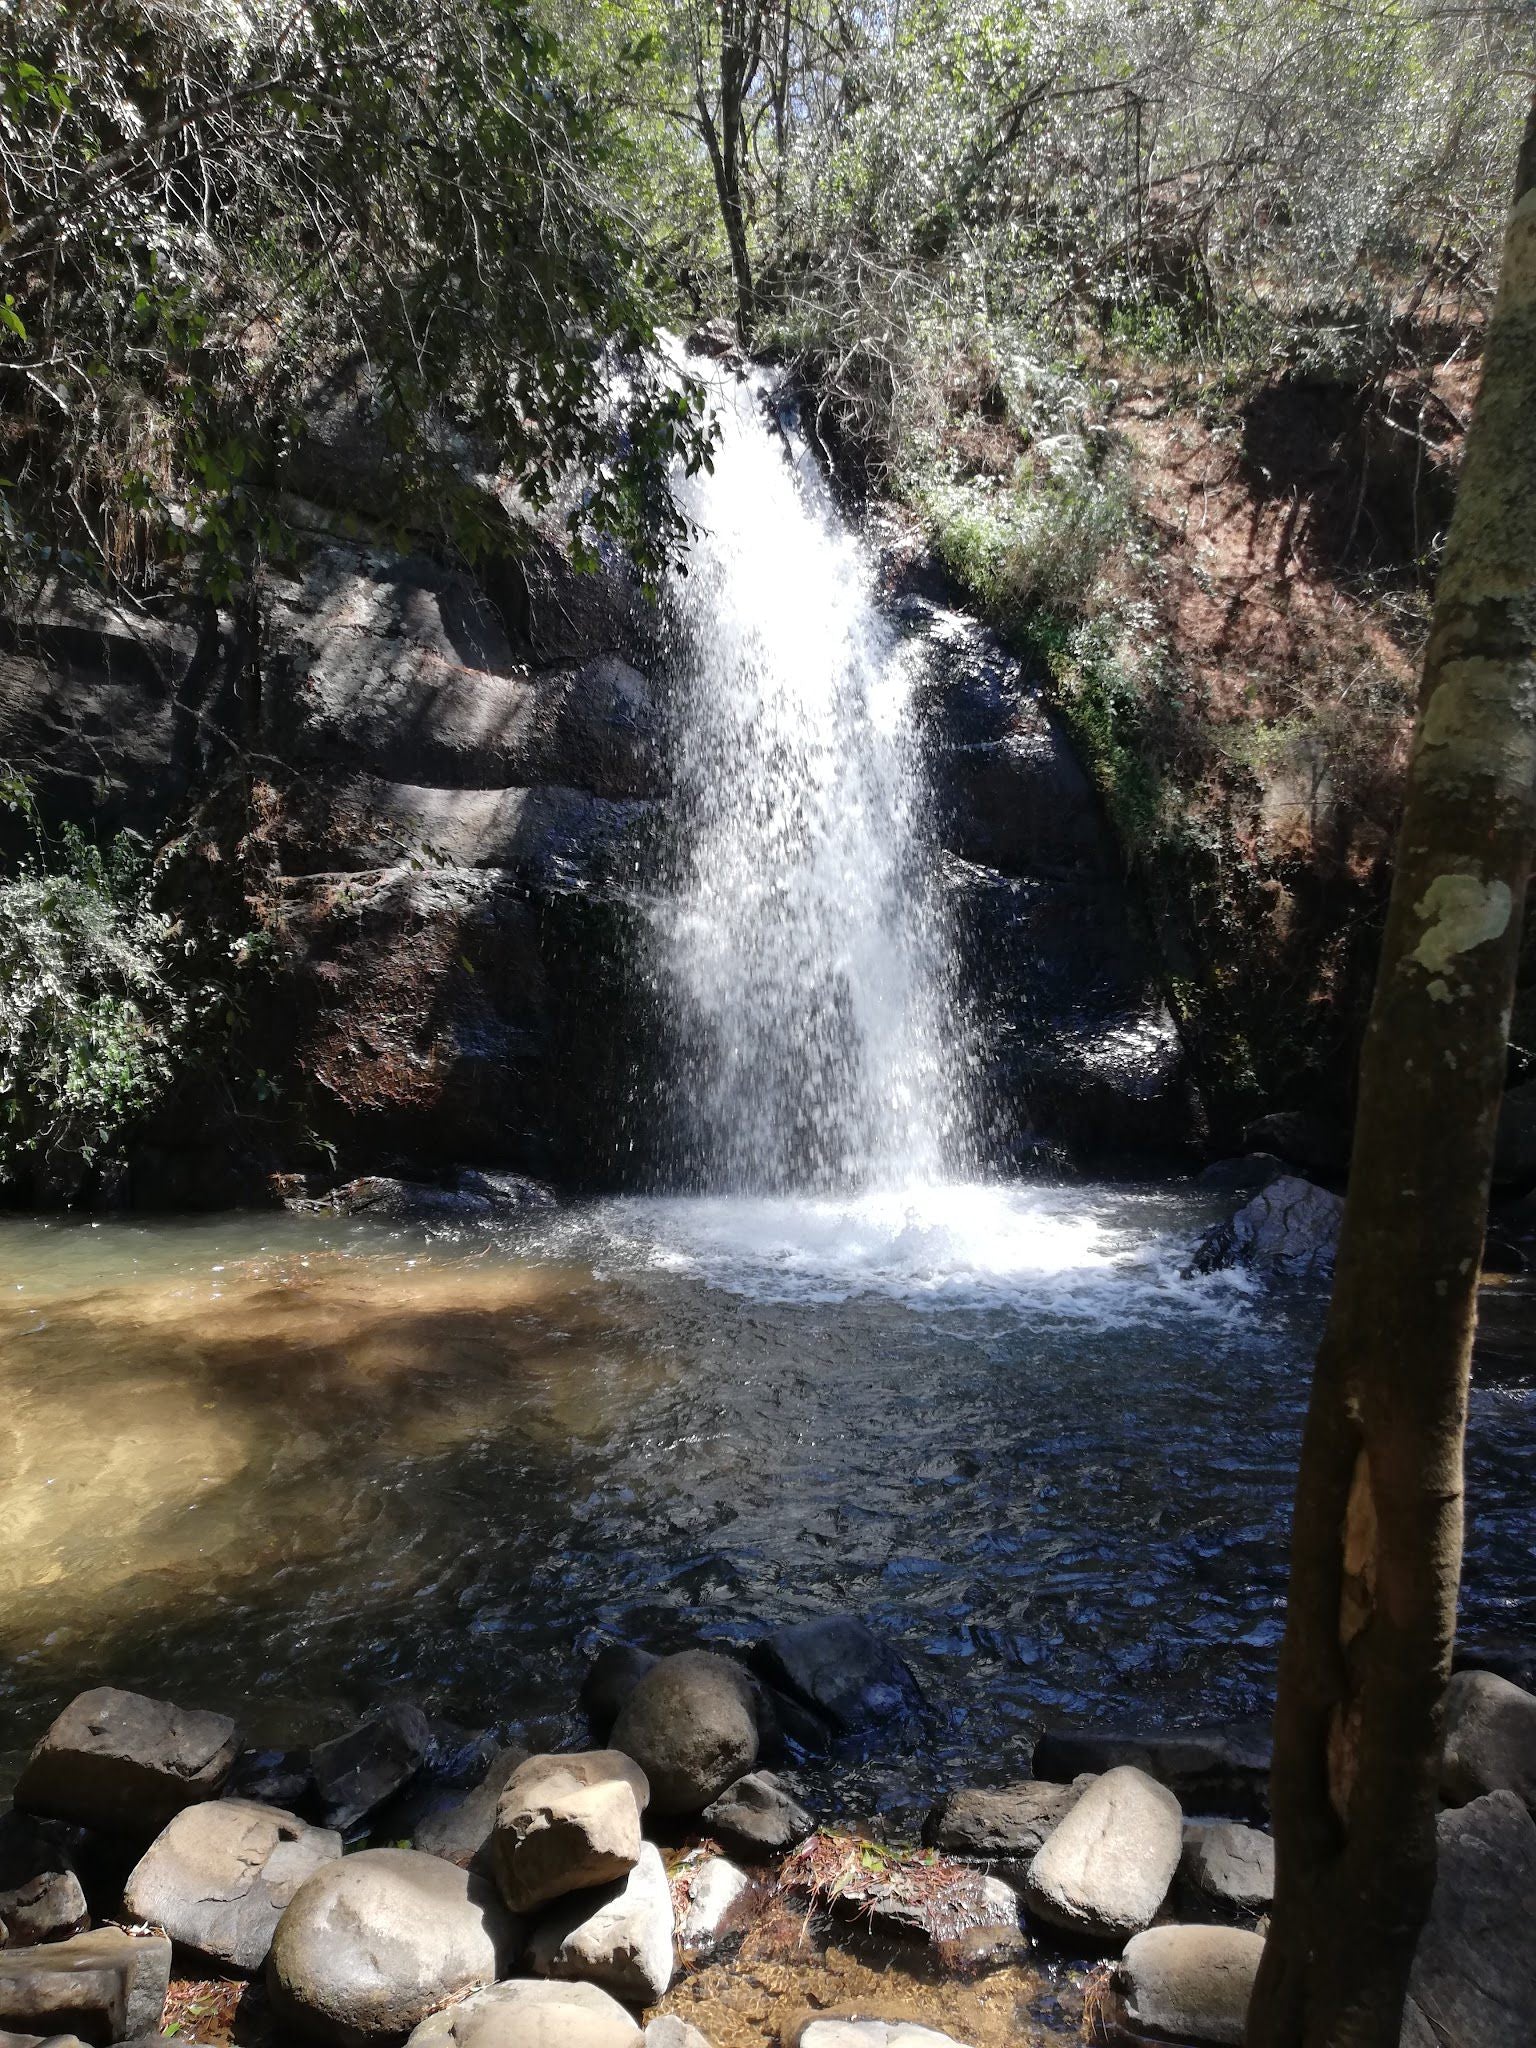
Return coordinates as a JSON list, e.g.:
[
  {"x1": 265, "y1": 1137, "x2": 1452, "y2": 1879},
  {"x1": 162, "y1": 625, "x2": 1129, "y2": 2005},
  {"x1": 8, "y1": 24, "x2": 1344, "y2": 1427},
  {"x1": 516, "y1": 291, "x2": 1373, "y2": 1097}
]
[{"x1": 0, "y1": 431, "x2": 1196, "y2": 1207}]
